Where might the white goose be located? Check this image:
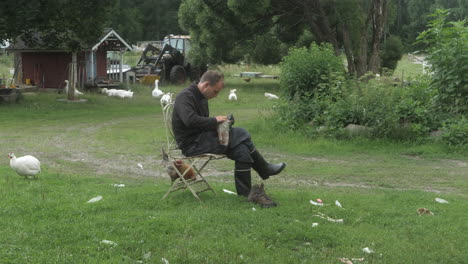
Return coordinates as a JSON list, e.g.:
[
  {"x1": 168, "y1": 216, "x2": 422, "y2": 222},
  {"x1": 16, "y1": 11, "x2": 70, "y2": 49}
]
[
  {"x1": 152, "y1": 80, "x2": 164, "y2": 98},
  {"x1": 264, "y1": 92, "x2": 279, "y2": 100},
  {"x1": 228, "y1": 89, "x2": 237, "y2": 101},
  {"x1": 160, "y1": 93, "x2": 172, "y2": 106},
  {"x1": 64, "y1": 80, "x2": 83, "y2": 96},
  {"x1": 8, "y1": 152, "x2": 41, "y2": 179},
  {"x1": 115, "y1": 90, "x2": 133, "y2": 98}
]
